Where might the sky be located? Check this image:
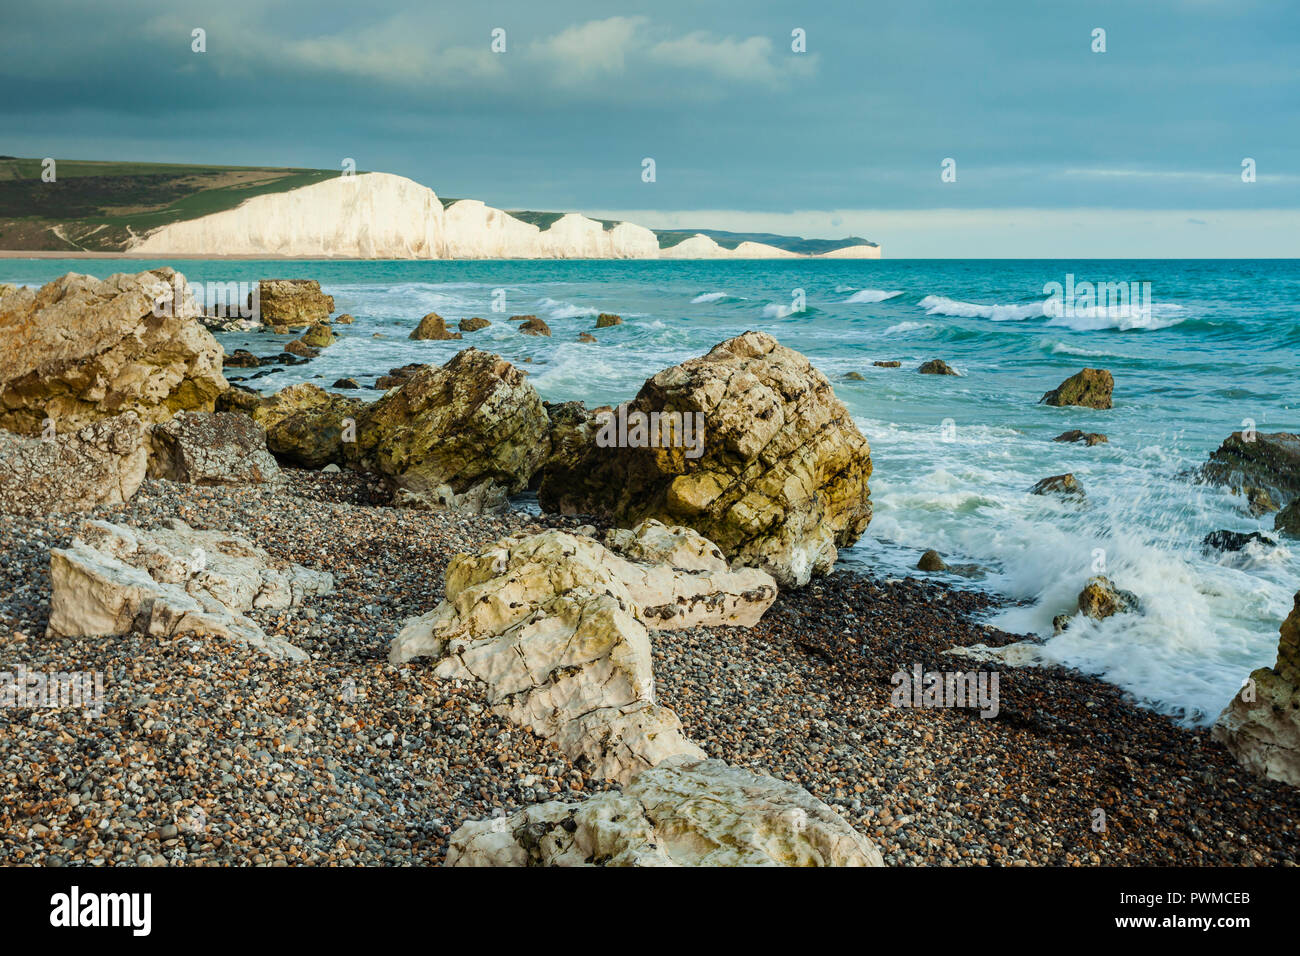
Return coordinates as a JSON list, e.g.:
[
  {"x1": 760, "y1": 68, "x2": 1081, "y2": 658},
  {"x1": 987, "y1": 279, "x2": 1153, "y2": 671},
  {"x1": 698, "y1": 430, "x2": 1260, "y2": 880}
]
[{"x1": 2, "y1": 0, "x2": 1297, "y2": 256}]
